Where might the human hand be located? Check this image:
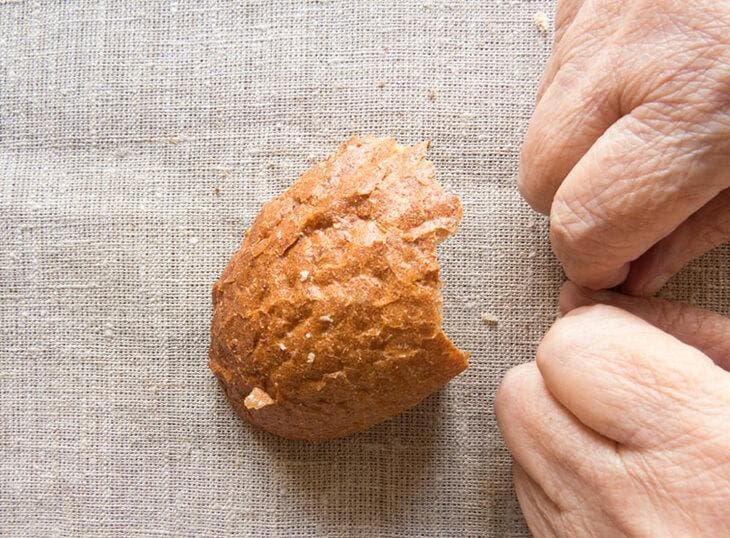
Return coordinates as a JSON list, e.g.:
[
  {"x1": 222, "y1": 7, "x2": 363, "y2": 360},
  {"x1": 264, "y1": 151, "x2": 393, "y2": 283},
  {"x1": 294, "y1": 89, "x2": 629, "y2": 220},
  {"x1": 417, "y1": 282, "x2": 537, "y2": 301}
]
[
  {"x1": 518, "y1": 0, "x2": 730, "y2": 294},
  {"x1": 495, "y1": 282, "x2": 730, "y2": 536}
]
